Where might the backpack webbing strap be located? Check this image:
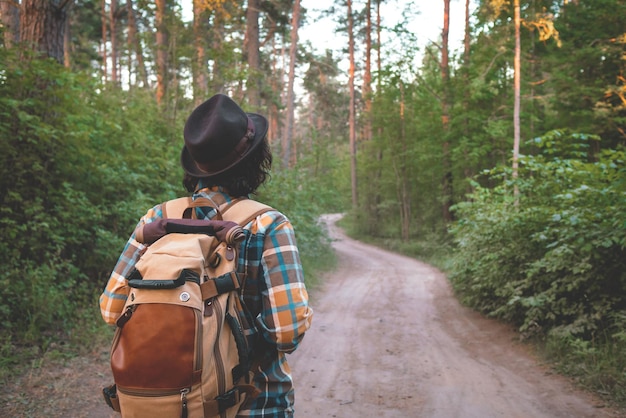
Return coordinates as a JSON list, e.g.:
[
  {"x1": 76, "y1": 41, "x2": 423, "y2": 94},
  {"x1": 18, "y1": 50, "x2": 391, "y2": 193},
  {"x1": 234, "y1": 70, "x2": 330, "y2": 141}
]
[
  {"x1": 163, "y1": 196, "x2": 271, "y2": 224},
  {"x1": 200, "y1": 271, "x2": 240, "y2": 300},
  {"x1": 203, "y1": 384, "x2": 261, "y2": 416},
  {"x1": 162, "y1": 197, "x2": 192, "y2": 219},
  {"x1": 220, "y1": 198, "x2": 273, "y2": 227}
]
